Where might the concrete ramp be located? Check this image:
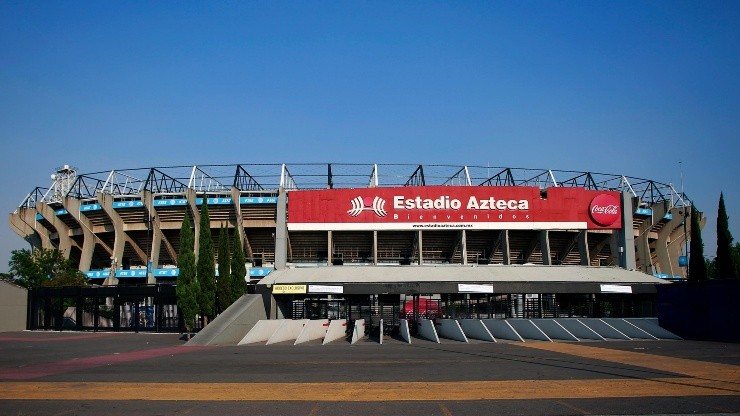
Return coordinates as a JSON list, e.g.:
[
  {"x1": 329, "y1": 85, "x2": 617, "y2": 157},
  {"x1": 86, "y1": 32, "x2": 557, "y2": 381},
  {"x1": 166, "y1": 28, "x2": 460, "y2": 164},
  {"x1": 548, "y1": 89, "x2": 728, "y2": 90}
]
[
  {"x1": 437, "y1": 319, "x2": 468, "y2": 343},
  {"x1": 555, "y1": 318, "x2": 606, "y2": 341},
  {"x1": 578, "y1": 318, "x2": 630, "y2": 340},
  {"x1": 238, "y1": 319, "x2": 286, "y2": 345},
  {"x1": 266, "y1": 319, "x2": 308, "y2": 345},
  {"x1": 508, "y1": 319, "x2": 551, "y2": 341},
  {"x1": 626, "y1": 318, "x2": 682, "y2": 340},
  {"x1": 531, "y1": 319, "x2": 579, "y2": 341},
  {"x1": 482, "y1": 319, "x2": 523, "y2": 342},
  {"x1": 459, "y1": 319, "x2": 496, "y2": 342},
  {"x1": 295, "y1": 319, "x2": 329, "y2": 345},
  {"x1": 351, "y1": 319, "x2": 367, "y2": 344},
  {"x1": 417, "y1": 319, "x2": 440, "y2": 343},
  {"x1": 602, "y1": 318, "x2": 657, "y2": 340},
  {"x1": 186, "y1": 294, "x2": 268, "y2": 346},
  {"x1": 323, "y1": 319, "x2": 348, "y2": 345}
]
